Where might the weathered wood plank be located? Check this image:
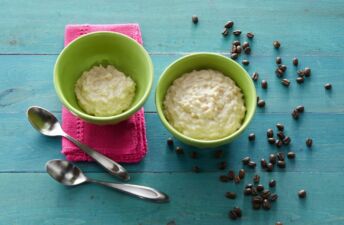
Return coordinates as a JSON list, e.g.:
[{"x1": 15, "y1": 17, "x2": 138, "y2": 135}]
[
  {"x1": 1, "y1": 0, "x2": 344, "y2": 55},
  {"x1": 0, "y1": 172, "x2": 343, "y2": 225},
  {"x1": 0, "y1": 112, "x2": 342, "y2": 173},
  {"x1": 0, "y1": 55, "x2": 342, "y2": 113}
]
